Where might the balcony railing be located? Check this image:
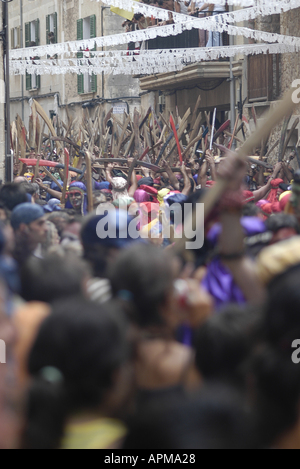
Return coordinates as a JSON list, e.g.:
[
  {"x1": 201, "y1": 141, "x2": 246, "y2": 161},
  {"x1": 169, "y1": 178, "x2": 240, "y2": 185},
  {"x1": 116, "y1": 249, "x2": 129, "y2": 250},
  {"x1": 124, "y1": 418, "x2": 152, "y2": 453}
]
[{"x1": 145, "y1": 11, "x2": 229, "y2": 51}]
